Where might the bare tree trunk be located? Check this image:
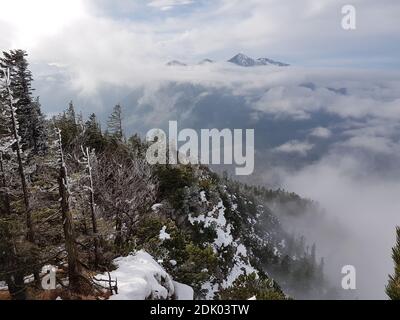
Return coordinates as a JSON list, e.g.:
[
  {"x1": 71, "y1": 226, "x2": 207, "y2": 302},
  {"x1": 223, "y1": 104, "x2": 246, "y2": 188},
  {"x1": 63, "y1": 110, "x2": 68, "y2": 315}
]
[
  {"x1": 57, "y1": 129, "x2": 84, "y2": 293},
  {"x1": 86, "y1": 148, "x2": 101, "y2": 268}
]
